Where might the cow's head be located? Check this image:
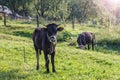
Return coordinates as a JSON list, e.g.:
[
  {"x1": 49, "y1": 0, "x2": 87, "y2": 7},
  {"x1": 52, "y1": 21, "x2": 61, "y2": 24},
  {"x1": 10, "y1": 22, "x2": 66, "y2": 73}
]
[
  {"x1": 79, "y1": 45, "x2": 86, "y2": 49},
  {"x1": 43, "y1": 23, "x2": 64, "y2": 44}
]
